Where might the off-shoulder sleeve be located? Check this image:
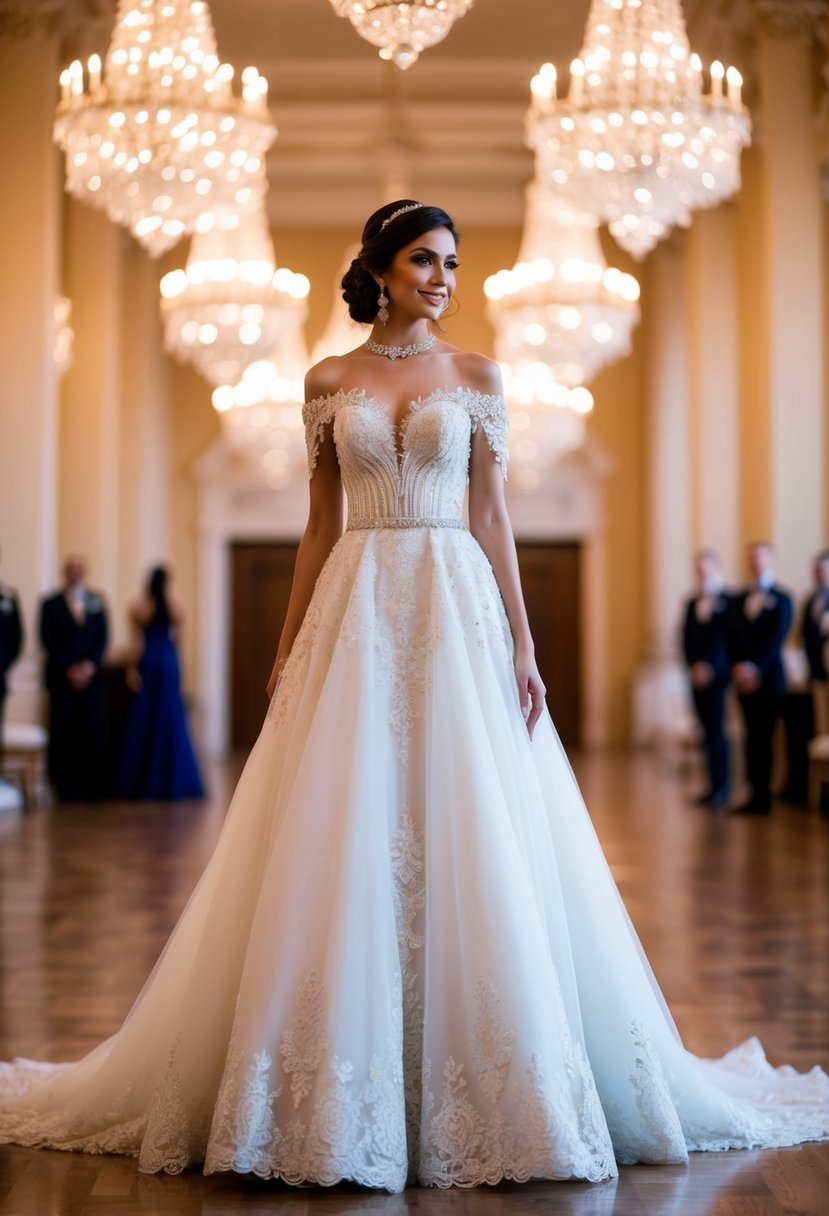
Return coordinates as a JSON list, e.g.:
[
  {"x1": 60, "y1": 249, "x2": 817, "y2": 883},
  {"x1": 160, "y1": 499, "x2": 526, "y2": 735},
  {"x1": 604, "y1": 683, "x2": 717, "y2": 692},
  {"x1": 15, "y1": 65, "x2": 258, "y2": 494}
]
[
  {"x1": 467, "y1": 391, "x2": 509, "y2": 478},
  {"x1": 302, "y1": 393, "x2": 340, "y2": 479}
]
